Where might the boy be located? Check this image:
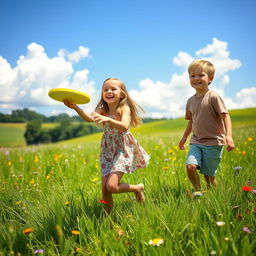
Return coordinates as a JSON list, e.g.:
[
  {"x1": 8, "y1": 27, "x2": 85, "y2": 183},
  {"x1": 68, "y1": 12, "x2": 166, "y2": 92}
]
[{"x1": 179, "y1": 60, "x2": 235, "y2": 190}]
